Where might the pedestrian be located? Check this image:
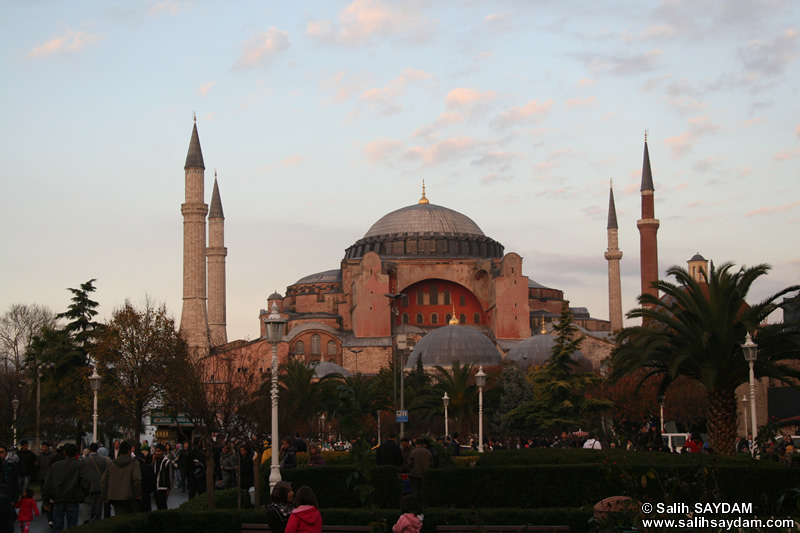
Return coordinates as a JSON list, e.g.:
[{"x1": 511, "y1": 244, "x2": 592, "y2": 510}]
[
  {"x1": 137, "y1": 449, "x2": 155, "y2": 512},
  {"x1": 376, "y1": 433, "x2": 403, "y2": 467},
  {"x1": 101, "y1": 441, "x2": 142, "y2": 516},
  {"x1": 280, "y1": 438, "x2": 297, "y2": 470},
  {"x1": 42, "y1": 443, "x2": 90, "y2": 533},
  {"x1": 285, "y1": 485, "x2": 322, "y2": 533},
  {"x1": 583, "y1": 432, "x2": 602, "y2": 449},
  {"x1": 219, "y1": 443, "x2": 236, "y2": 489},
  {"x1": 81, "y1": 443, "x2": 109, "y2": 523},
  {"x1": 399, "y1": 437, "x2": 412, "y2": 472},
  {"x1": 173, "y1": 443, "x2": 186, "y2": 491},
  {"x1": 307, "y1": 444, "x2": 325, "y2": 466},
  {"x1": 152, "y1": 444, "x2": 173, "y2": 510},
  {"x1": 14, "y1": 488, "x2": 39, "y2": 533},
  {"x1": 406, "y1": 438, "x2": 432, "y2": 501},
  {"x1": 238, "y1": 445, "x2": 255, "y2": 491},
  {"x1": 448, "y1": 433, "x2": 461, "y2": 457},
  {"x1": 14, "y1": 443, "x2": 35, "y2": 495},
  {"x1": 267, "y1": 481, "x2": 294, "y2": 533},
  {"x1": 292, "y1": 433, "x2": 307, "y2": 454},
  {"x1": 0, "y1": 493, "x2": 15, "y2": 533},
  {"x1": 0, "y1": 445, "x2": 19, "y2": 506},
  {"x1": 392, "y1": 494, "x2": 423, "y2": 533}
]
